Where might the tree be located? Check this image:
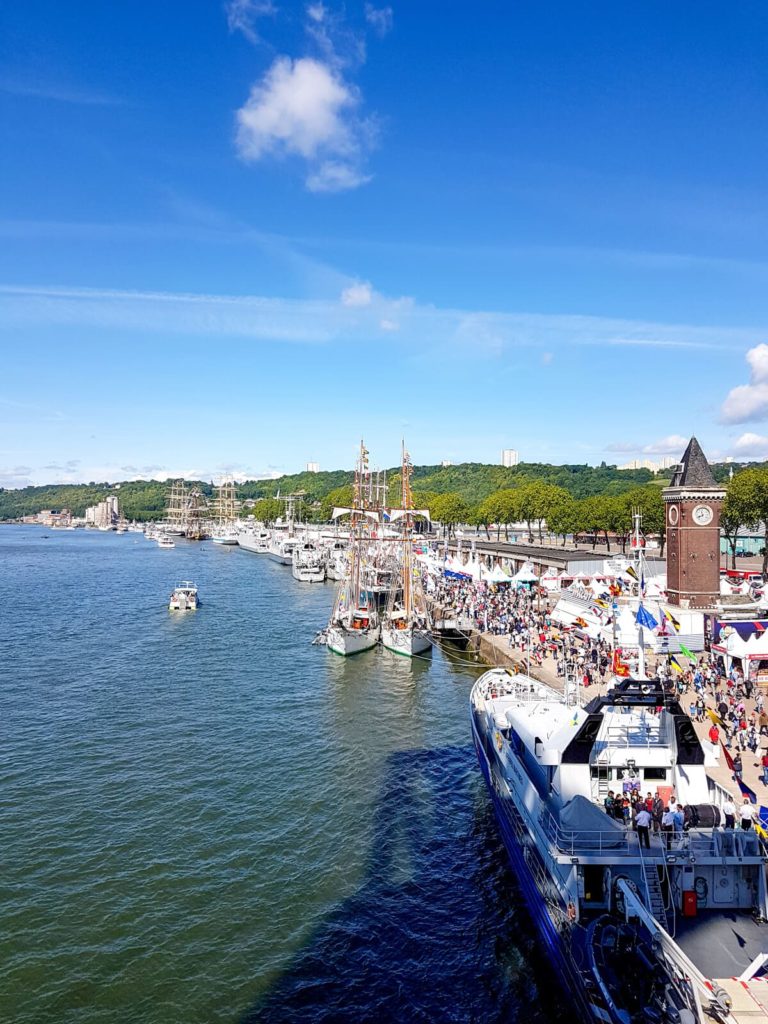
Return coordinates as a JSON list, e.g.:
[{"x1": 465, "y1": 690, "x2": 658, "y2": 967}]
[
  {"x1": 621, "y1": 486, "x2": 666, "y2": 555},
  {"x1": 546, "y1": 491, "x2": 578, "y2": 546},
  {"x1": 252, "y1": 497, "x2": 283, "y2": 523},
  {"x1": 724, "y1": 467, "x2": 768, "y2": 574},
  {"x1": 429, "y1": 492, "x2": 470, "y2": 536},
  {"x1": 477, "y1": 488, "x2": 519, "y2": 540}
]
